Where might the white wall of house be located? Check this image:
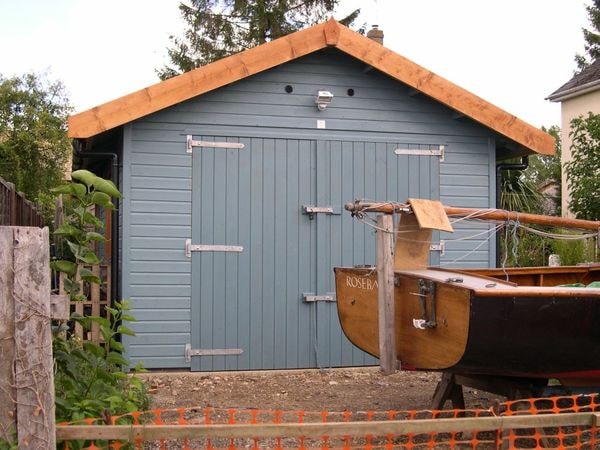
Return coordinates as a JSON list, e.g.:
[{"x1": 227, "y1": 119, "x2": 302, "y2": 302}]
[{"x1": 559, "y1": 90, "x2": 600, "y2": 217}]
